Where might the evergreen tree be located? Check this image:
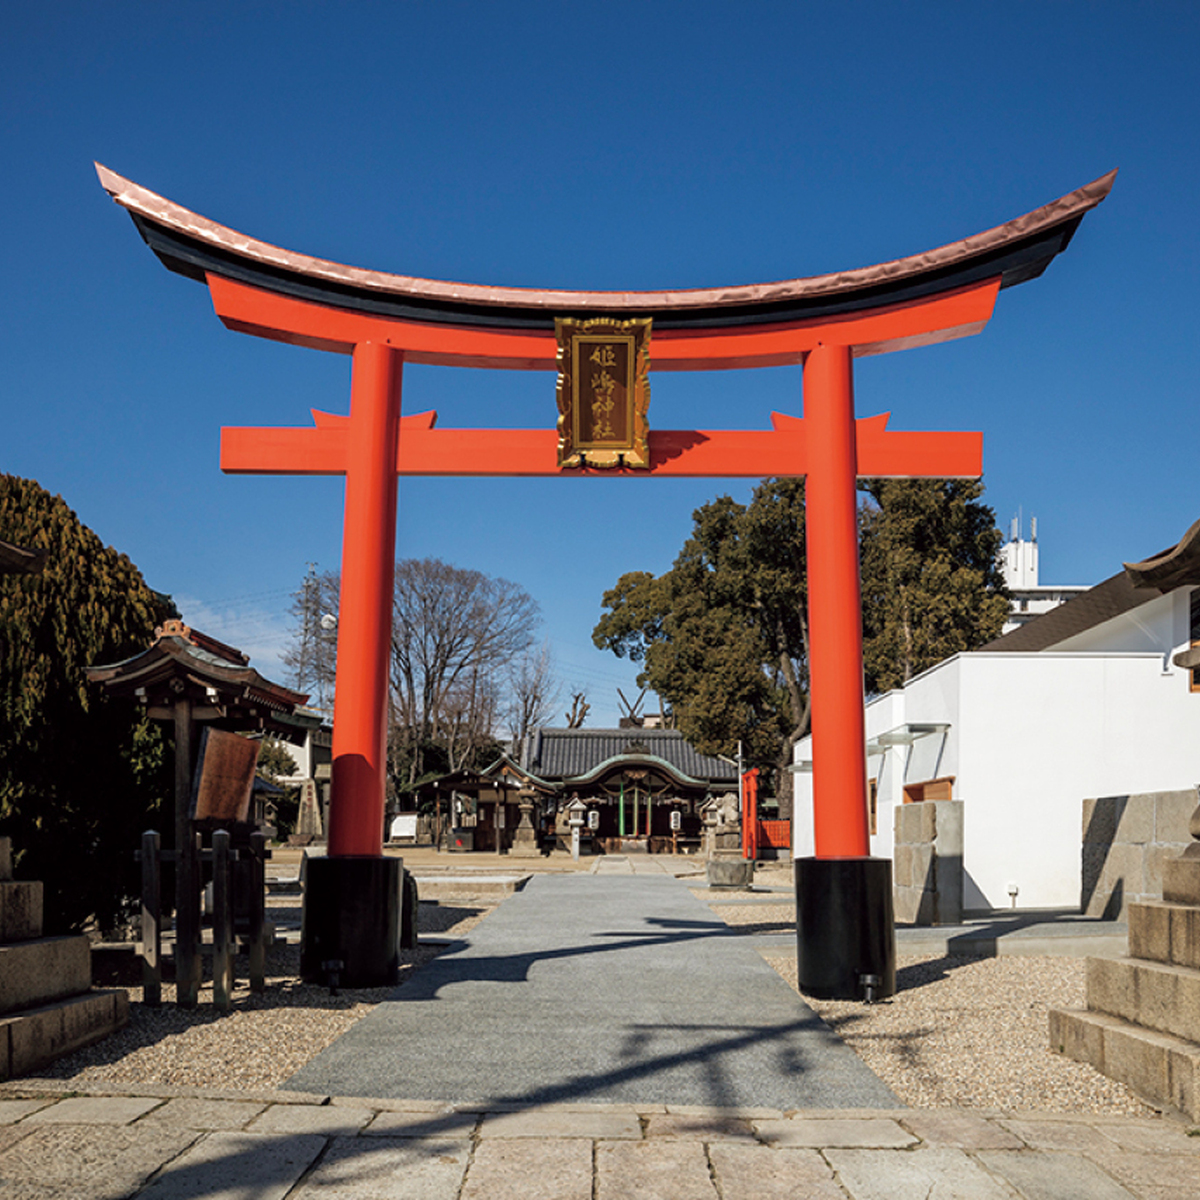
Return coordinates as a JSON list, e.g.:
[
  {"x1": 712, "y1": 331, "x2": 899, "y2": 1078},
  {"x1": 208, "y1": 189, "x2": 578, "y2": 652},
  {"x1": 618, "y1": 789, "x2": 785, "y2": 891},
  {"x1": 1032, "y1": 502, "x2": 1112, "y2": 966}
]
[
  {"x1": 593, "y1": 477, "x2": 1006, "y2": 813},
  {"x1": 0, "y1": 476, "x2": 175, "y2": 932},
  {"x1": 593, "y1": 479, "x2": 809, "y2": 816},
  {"x1": 859, "y1": 479, "x2": 1009, "y2": 693}
]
